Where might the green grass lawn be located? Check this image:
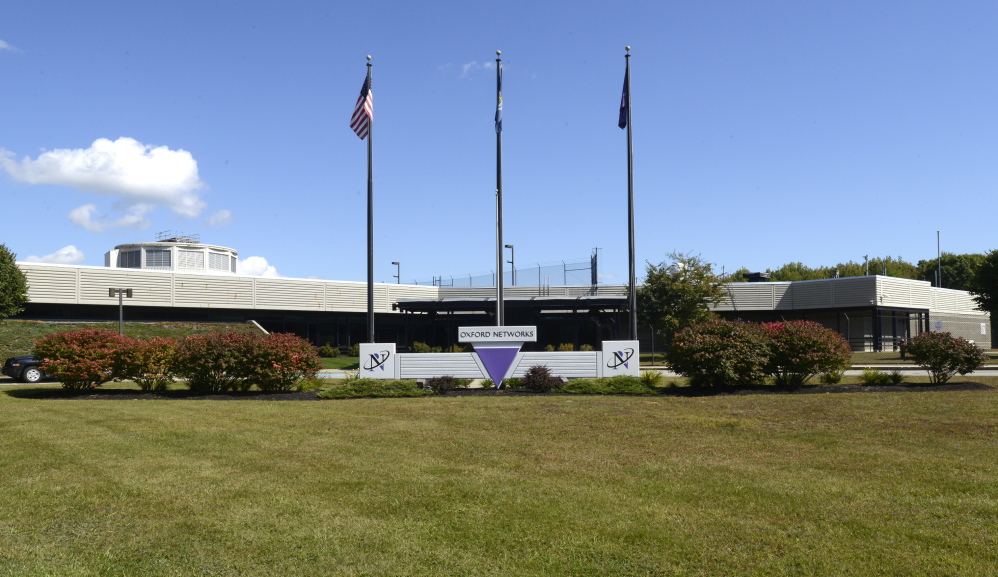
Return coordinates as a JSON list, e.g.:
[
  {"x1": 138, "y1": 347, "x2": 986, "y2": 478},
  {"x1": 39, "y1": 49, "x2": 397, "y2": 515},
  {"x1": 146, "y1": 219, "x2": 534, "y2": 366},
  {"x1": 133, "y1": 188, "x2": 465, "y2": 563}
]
[
  {"x1": 320, "y1": 356, "x2": 360, "y2": 370},
  {"x1": 0, "y1": 384, "x2": 995, "y2": 575}
]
